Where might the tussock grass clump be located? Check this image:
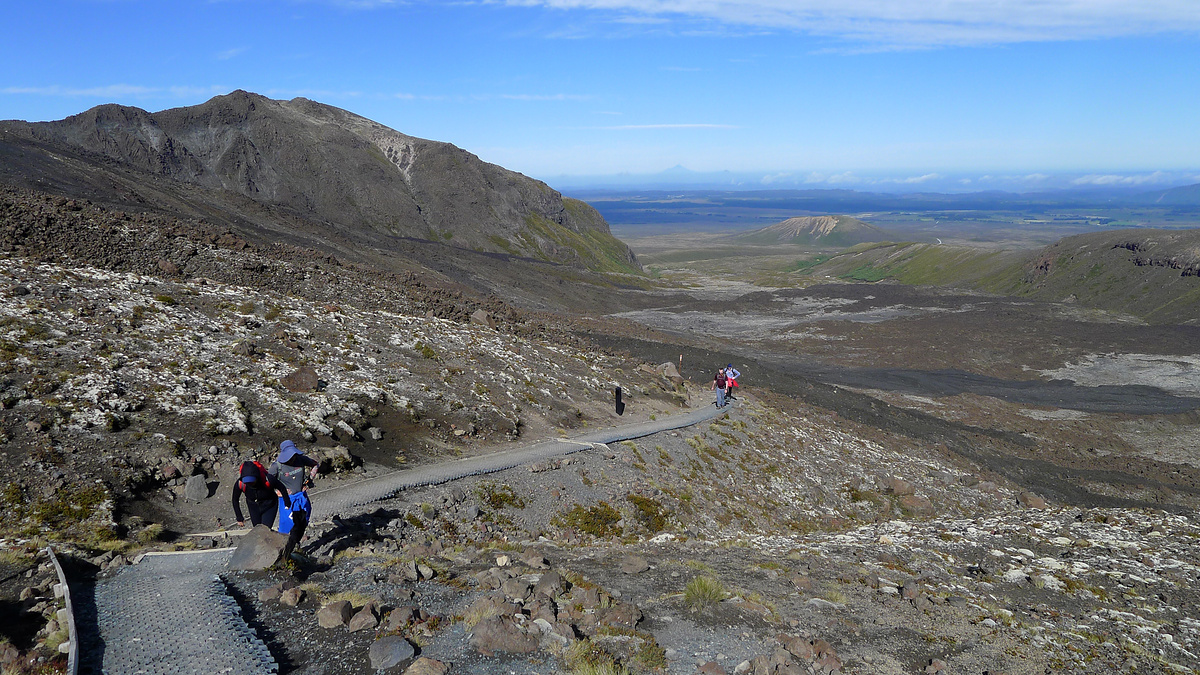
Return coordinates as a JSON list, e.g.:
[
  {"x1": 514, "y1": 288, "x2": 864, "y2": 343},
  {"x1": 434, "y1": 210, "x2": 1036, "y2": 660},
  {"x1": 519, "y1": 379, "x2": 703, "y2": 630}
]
[
  {"x1": 134, "y1": 523, "x2": 164, "y2": 544},
  {"x1": 564, "y1": 639, "x2": 630, "y2": 675},
  {"x1": 684, "y1": 575, "x2": 727, "y2": 611}
]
